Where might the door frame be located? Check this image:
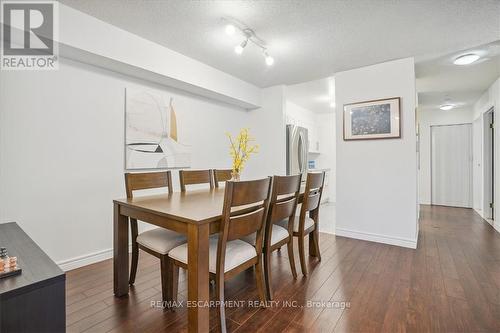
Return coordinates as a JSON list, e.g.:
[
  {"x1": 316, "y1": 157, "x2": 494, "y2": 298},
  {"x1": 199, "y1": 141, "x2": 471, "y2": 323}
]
[
  {"x1": 430, "y1": 123, "x2": 473, "y2": 207},
  {"x1": 483, "y1": 108, "x2": 494, "y2": 220}
]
